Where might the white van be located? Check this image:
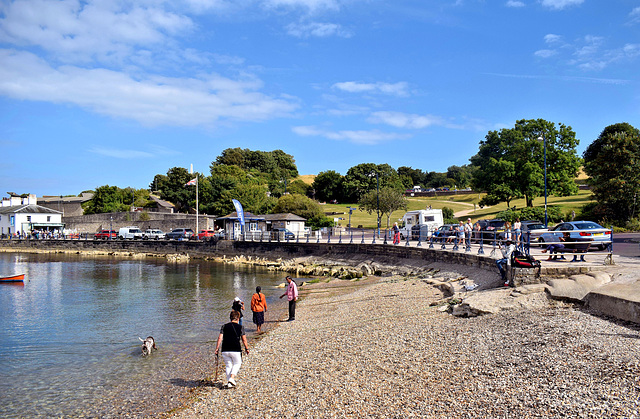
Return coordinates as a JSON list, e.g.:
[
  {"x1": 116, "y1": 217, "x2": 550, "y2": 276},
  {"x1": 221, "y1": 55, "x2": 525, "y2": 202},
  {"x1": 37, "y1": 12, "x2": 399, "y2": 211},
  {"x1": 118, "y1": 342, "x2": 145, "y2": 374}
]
[
  {"x1": 399, "y1": 209, "x2": 444, "y2": 240},
  {"x1": 118, "y1": 226, "x2": 143, "y2": 240}
]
